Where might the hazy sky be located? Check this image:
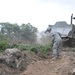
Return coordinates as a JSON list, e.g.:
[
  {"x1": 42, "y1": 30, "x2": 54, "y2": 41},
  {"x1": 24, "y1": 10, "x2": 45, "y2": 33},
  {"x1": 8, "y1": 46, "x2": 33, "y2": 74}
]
[{"x1": 0, "y1": 0, "x2": 75, "y2": 31}]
